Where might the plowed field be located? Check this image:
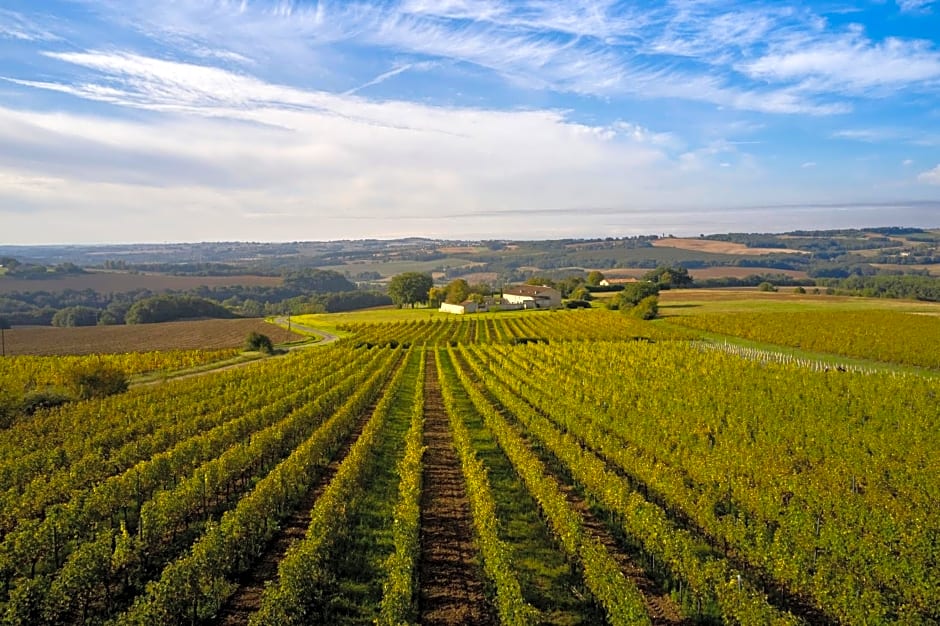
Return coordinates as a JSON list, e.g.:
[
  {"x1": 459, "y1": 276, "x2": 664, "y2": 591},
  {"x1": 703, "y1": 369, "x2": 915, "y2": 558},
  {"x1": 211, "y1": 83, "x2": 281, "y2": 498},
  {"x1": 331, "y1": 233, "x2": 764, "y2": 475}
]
[{"x1": 3, "y1": 318, "x2": 301, "y2": 355}]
